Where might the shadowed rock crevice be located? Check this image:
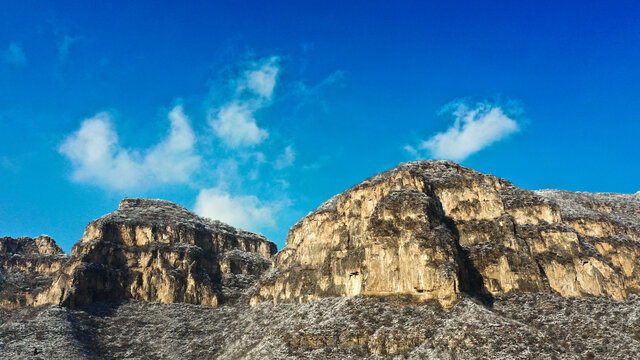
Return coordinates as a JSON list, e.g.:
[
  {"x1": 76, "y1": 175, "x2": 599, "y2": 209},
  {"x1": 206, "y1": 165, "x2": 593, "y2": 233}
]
[
  {"x1": 442, "y1": 217, "x2": 495, "y2": 307},
  {"x1": 420, "y1": 184, "x2": 495, "y2": 306}
]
